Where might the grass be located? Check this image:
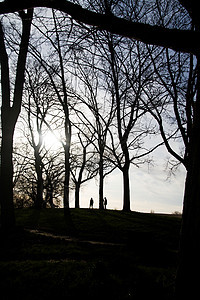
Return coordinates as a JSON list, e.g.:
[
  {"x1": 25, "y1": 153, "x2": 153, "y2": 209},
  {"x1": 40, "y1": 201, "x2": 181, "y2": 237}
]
[{"x1": 0, "y1": 208, "x2": 181, "y2": 299}]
